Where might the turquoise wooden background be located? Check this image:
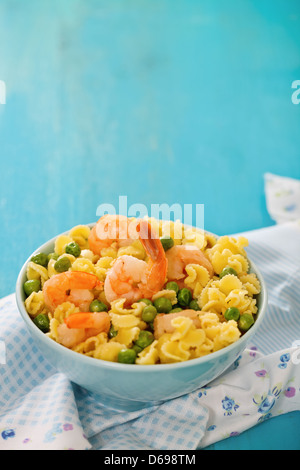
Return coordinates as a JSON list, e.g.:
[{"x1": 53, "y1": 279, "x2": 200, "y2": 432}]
[{"x1": 0, "y1": 0, "x2": 299, "y2": 450}]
